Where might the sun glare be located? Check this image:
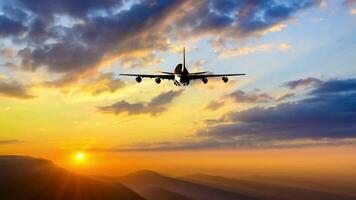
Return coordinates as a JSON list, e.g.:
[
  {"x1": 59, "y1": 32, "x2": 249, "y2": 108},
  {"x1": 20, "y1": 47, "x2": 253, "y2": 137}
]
[{"x1": 74, "y1": 152, "x2": 85, "y2": 162}]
